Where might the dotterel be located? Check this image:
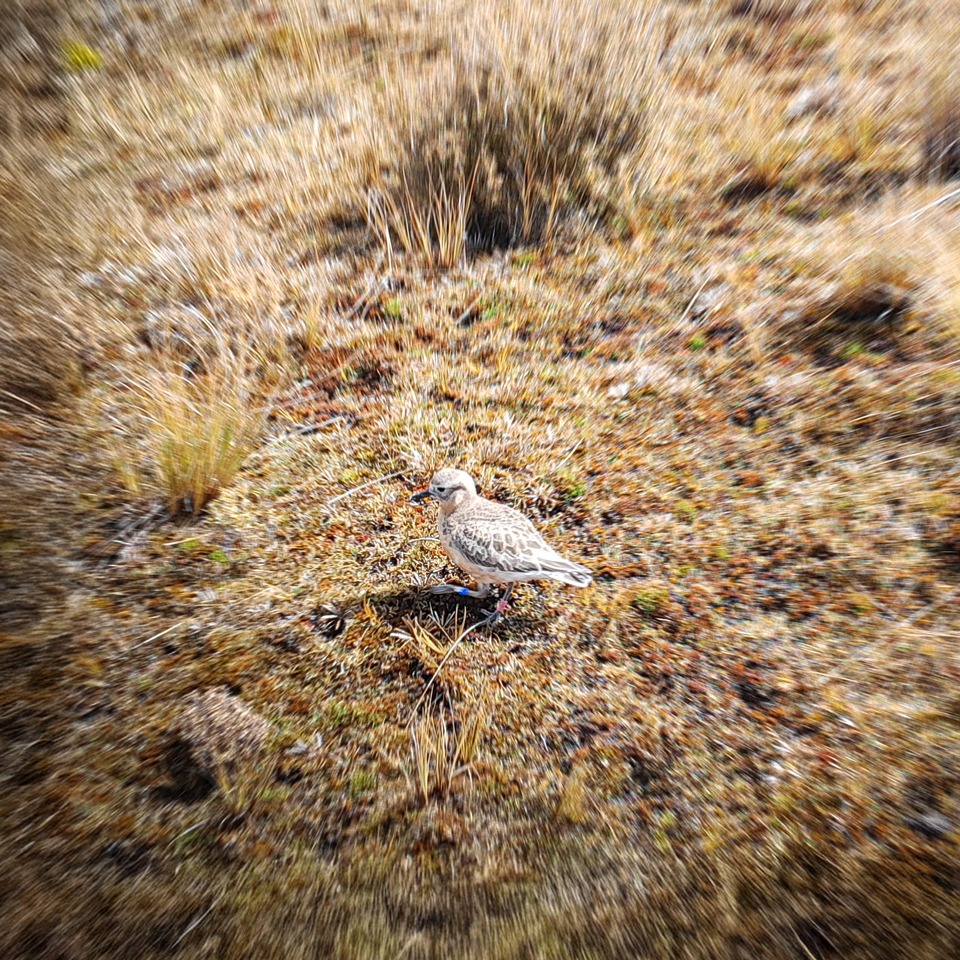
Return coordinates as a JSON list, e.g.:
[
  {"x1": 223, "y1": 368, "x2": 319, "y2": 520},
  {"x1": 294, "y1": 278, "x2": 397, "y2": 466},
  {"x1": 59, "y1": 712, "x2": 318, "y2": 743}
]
[{"x1": 411, "y1": 467, "x2": 591, "y2": 621}]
